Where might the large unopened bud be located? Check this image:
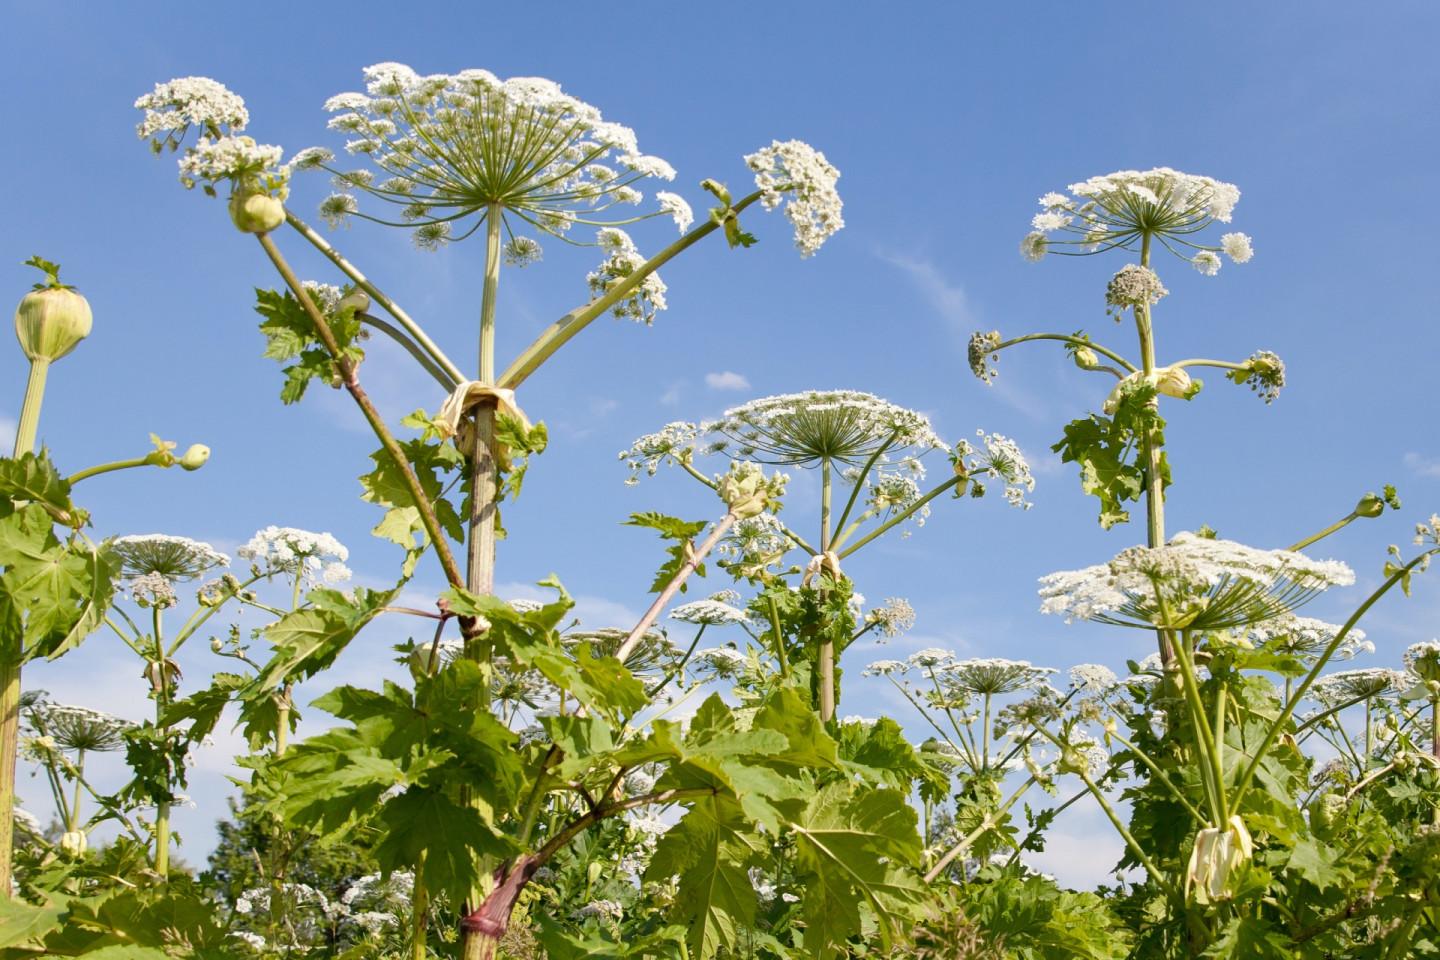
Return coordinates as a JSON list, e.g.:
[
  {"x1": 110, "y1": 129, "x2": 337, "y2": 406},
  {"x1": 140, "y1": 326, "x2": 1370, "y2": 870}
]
[
  {"x1": 60, "y1": 830, "x2": 88, "y2": 856},
  {"x1": 1185, "y1": 815, "x2": 1253, "y2": 904},
  {"x1": 229, "y1": 186, "x2": 285, "y2": 234},
  {"x1": 1153, "y1": 365, "x2": 1195, "y2": 401},
  {"x1": 15, "y1": 256, "x2": 92, "y2": 363}
]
